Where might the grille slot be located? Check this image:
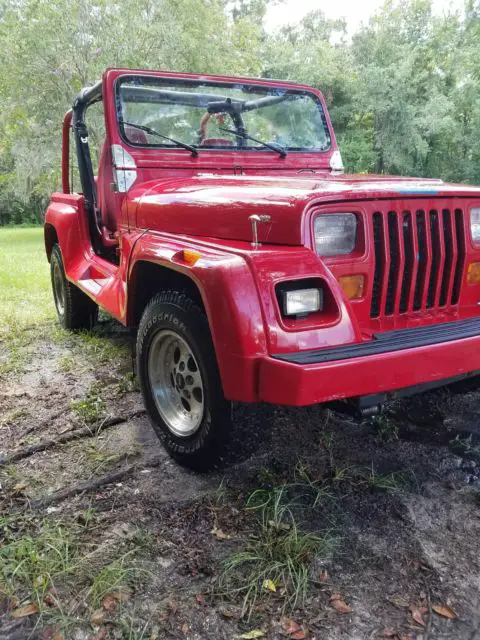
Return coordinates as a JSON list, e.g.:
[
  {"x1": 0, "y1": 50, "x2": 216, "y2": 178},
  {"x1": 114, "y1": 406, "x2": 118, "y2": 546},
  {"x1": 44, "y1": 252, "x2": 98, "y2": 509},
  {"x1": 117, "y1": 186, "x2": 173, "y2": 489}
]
[
  {"x1": 370, "y1": 206, "x2": 466, "y2": 319},
  {"x1": 452, "y1": 209, "x2": 466, "y2": 304}
]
